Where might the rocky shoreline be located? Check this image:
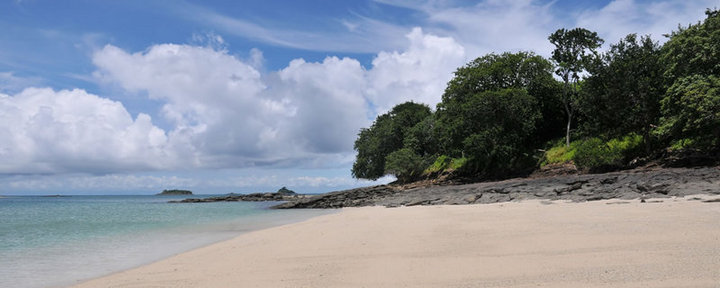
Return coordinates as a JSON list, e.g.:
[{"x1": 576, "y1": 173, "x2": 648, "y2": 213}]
[
  {"x1": 169, "y1": 192, "x2": 309, "y2": 203},
  {"x1": 273, "y1": 166, "x2": 720, "y2": 209}
]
